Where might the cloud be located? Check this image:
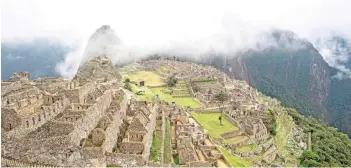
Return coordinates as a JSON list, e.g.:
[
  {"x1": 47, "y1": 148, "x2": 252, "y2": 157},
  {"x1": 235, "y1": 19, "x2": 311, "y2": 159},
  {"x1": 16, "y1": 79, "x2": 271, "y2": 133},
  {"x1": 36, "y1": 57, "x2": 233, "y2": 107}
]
[
  {"x1": 312, "y1": 33, "x2": 351, "y2": 78},
  {"x1": 2, "y1": 0, "x2": 351, "y2": 79}
]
